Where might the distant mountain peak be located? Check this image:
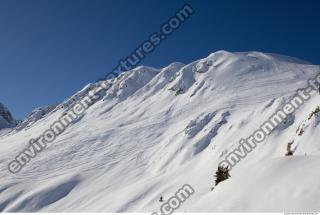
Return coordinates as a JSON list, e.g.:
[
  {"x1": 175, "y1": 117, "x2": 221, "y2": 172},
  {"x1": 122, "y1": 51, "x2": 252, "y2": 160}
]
[{"x1": 0, "y1": 102, "x2": 17, "y2": 129}]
